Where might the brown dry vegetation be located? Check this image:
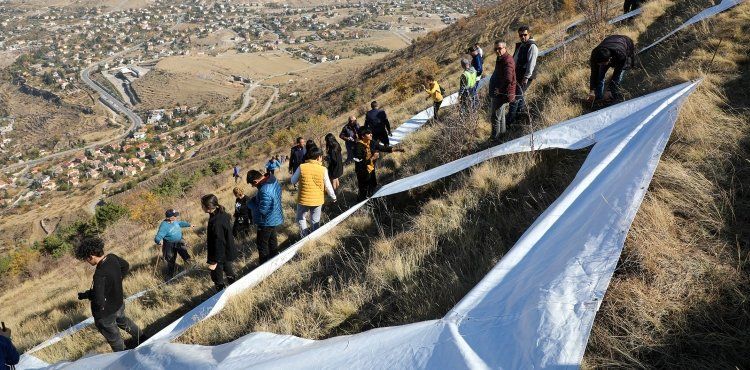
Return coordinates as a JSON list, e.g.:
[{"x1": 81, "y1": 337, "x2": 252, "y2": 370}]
[{"x1": 3, "y1": 0, "x2": 749, "y2": 367}]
